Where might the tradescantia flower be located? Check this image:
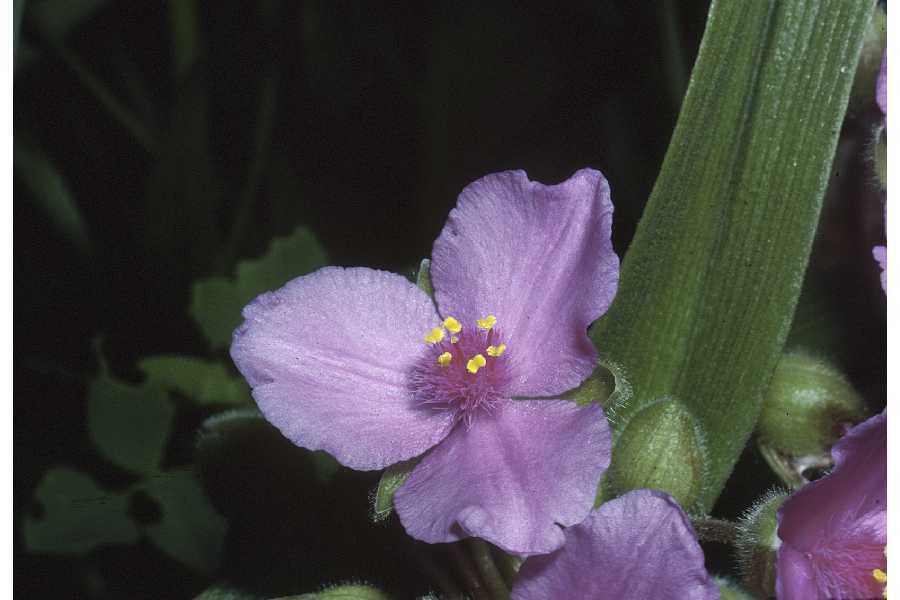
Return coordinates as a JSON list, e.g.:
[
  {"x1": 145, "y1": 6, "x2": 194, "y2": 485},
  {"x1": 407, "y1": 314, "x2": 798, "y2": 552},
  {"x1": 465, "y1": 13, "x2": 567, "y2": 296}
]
[
  {"x1": 511, "y1": 490, "x2": 719, "y2": 599},
  {"x1": 230, "y1": 169, "x2": 618, "y2": 555},
  {"x1": 776, "y1": 410, "x2": 886, "y2": 599}
]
